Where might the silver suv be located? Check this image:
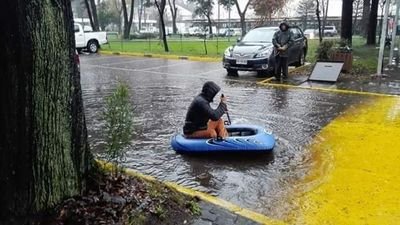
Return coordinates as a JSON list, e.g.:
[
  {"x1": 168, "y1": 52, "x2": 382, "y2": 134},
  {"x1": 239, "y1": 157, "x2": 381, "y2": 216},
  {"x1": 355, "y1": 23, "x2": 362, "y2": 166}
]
[{"x1": 323, "y1": 26, "x2": 337, "y2": 37}]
